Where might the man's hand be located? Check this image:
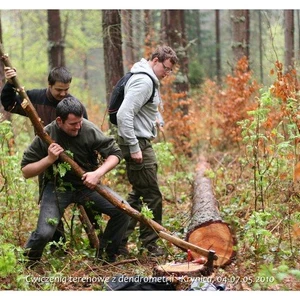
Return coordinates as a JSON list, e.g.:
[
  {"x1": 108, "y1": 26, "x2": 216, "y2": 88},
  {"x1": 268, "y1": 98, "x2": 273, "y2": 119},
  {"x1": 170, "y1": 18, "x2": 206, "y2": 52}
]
[
  {"x1": 22, "y1": 142, "x2": 64, "y2": 179},
  {"x1": 4, "y1": 66, "x2": 17, "y2": 84},
  {"x1": 81, "y1": 171, "x2": 101, "y2": 189},
  {"x1": 81, "y1": 155, "x2": 119, "y2": 189},
  {"x1": 48, "y1": 142, "x2": 64, "y2": 163},
  {"x1": 131, "y1": 150, "x2": 143, "y2": 163},
  {"x1": 158, "y1": 124, "x2": 164, "y2": 134}
]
